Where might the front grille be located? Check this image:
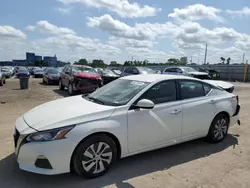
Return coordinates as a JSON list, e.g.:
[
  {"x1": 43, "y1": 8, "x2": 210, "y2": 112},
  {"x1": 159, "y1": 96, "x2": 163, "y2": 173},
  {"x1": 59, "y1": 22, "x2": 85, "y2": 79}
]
[
  {"x1": 14, "y1": 129, "x2": 20, "y2": 148},
  {"x1": 76, "y1": 77, "x2": 101, "y2": 86}
]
